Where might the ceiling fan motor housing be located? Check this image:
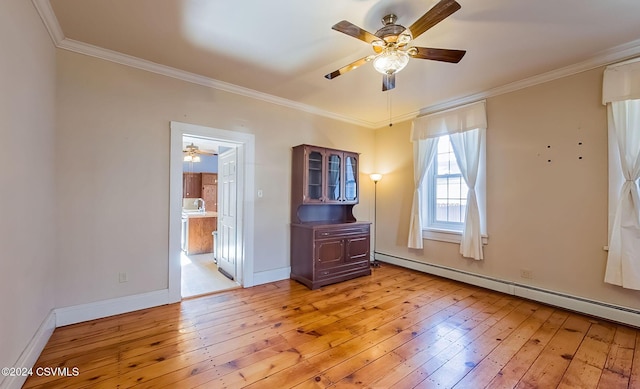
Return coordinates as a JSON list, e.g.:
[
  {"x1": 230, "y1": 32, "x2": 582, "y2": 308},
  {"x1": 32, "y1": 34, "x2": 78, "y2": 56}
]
[{"x1": 375, "y1": 14, "x2": 410, "y2": 45}]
